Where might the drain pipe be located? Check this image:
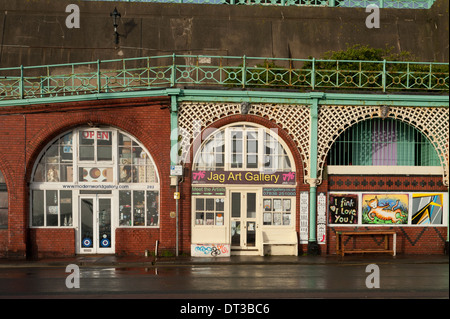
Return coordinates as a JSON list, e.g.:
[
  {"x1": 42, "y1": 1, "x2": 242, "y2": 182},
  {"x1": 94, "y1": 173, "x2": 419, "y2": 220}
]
[
  {"x1": 307, "y1": 93, "x2": 323, "y2": 256},
  {"x1": 446, "y1": 186, "x2": 449, "y2": 255}
]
